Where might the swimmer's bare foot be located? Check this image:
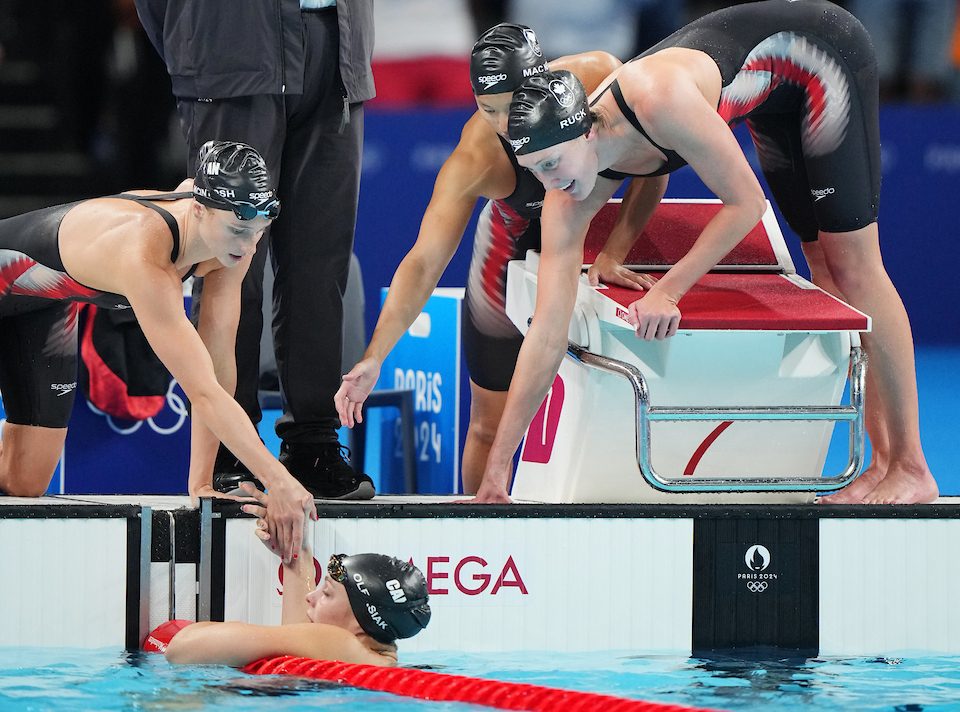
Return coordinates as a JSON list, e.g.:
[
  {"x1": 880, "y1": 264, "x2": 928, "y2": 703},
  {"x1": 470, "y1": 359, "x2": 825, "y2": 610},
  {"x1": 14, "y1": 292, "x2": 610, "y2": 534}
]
[
  {"x1": 818, "y1": 465, "x2": 885, "y2": 504},
  {"x1": 861, "y1": 466, "x2": 938, "y2": 504}
]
